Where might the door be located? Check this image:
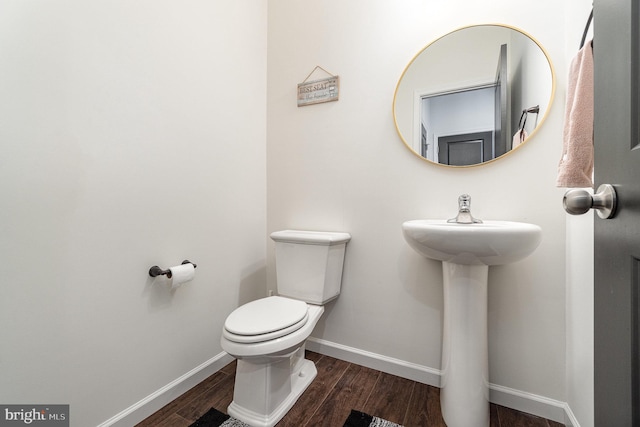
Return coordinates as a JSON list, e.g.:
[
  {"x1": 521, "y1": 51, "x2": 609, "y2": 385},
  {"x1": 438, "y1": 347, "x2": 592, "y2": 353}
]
[
  {"x1": 494, "y1": 44, "x2": 508, "y2": 157},
  {"x1": 594, "y1": 0, "x2": 640, "y2": 424},
  {"x1": 437, "y1": 131, "x2": 493, "y2": 165}
]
